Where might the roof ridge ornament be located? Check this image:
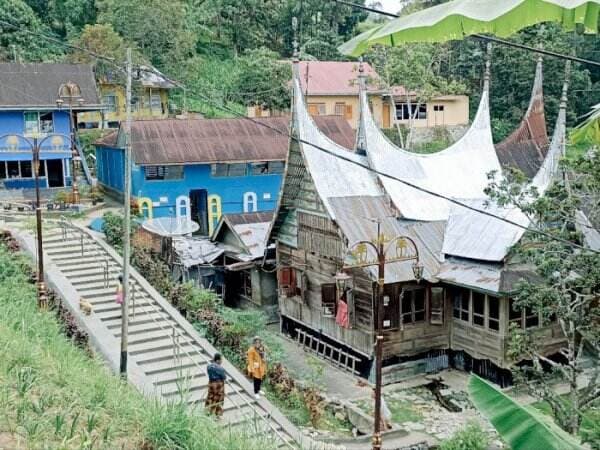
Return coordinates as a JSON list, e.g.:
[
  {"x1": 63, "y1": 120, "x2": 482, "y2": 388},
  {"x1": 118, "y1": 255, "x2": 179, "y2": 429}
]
[
  {"x1": 292, "y1": 17, "x2": 299, "y2": 64},
  {"x1": 483, "y1": 42, "x2": 492, "y2": 94},
  {"x1": 355, "y1": 56, "x2": 368, "y2": 155}
]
